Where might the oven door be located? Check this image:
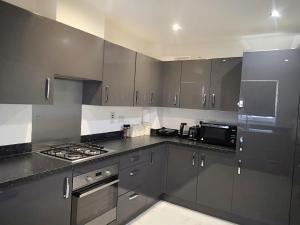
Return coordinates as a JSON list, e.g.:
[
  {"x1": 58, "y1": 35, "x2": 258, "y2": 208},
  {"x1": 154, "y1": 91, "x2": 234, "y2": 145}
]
[{"x1": 71, "y1": 176, "x2": 119, "y2": 225}]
